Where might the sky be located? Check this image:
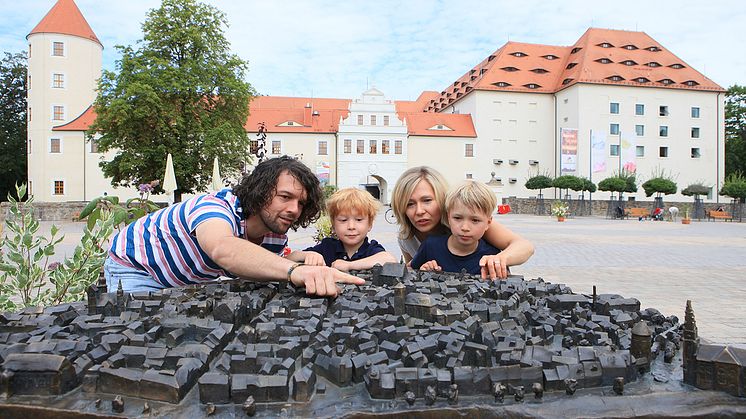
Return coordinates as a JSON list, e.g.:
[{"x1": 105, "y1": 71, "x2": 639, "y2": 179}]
[{"x1": 1, "y1": 0, "x2": 745, "y2": 101}]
